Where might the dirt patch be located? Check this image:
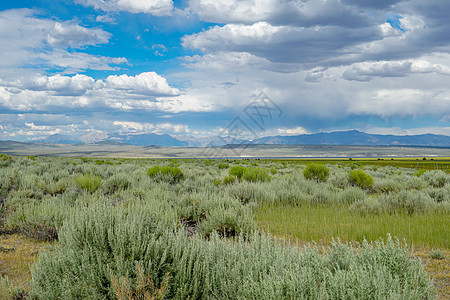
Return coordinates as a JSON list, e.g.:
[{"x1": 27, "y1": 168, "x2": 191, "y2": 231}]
[
  {"x1": 413, "y1": 247, "x2": 450, "y2": 300},
  {"x1": 0, "y1": 234, "x2": 50, "y2": 298}
]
